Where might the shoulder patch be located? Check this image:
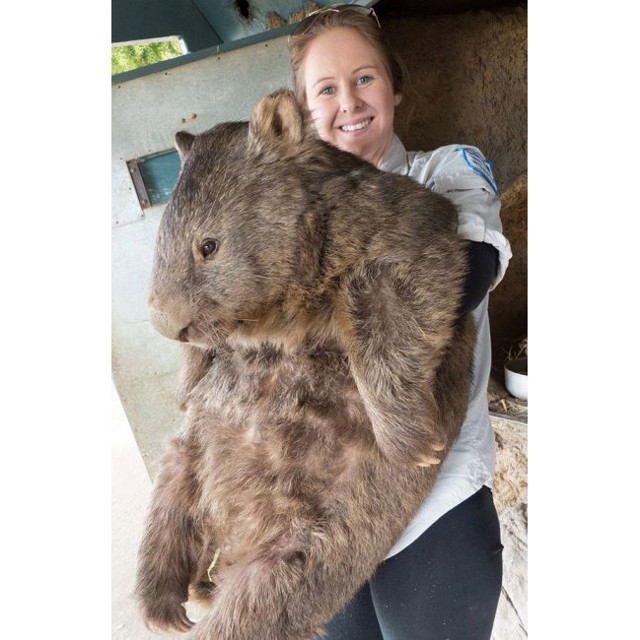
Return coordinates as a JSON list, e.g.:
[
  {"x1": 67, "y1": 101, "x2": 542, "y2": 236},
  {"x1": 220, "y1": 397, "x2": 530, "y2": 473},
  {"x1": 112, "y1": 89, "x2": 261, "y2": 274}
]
[{"x1": 456, "y1": 147, "x2": 499, "y2": 195}]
